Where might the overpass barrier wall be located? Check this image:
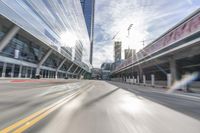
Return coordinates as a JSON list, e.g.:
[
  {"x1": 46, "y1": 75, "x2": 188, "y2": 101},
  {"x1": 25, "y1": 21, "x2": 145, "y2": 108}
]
[{"x1": 113, "y1": 9, "x2": 200, "y2": 73}]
